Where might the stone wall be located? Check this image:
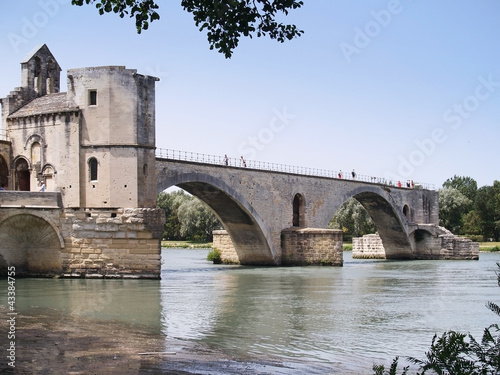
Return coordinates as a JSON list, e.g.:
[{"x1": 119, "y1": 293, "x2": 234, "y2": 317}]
[
  {"x1": 212, "y1": 230, "x2": 239, "y2": 264},
  {"x1": 353, "y1": 228, "x2": 480, "y2": 260},
  {"x1": 59, "y1": 207, "x2": 164, "y2": 278},
  {"x1": 413, "y1": 225, "x2": 479, "y2": 260},
  {"x1": 352, "y1": 233, "x2": 386, "y2": 259},
  {"x1": 281, "y1": 228, "x2": 343, "y2": 266}
]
